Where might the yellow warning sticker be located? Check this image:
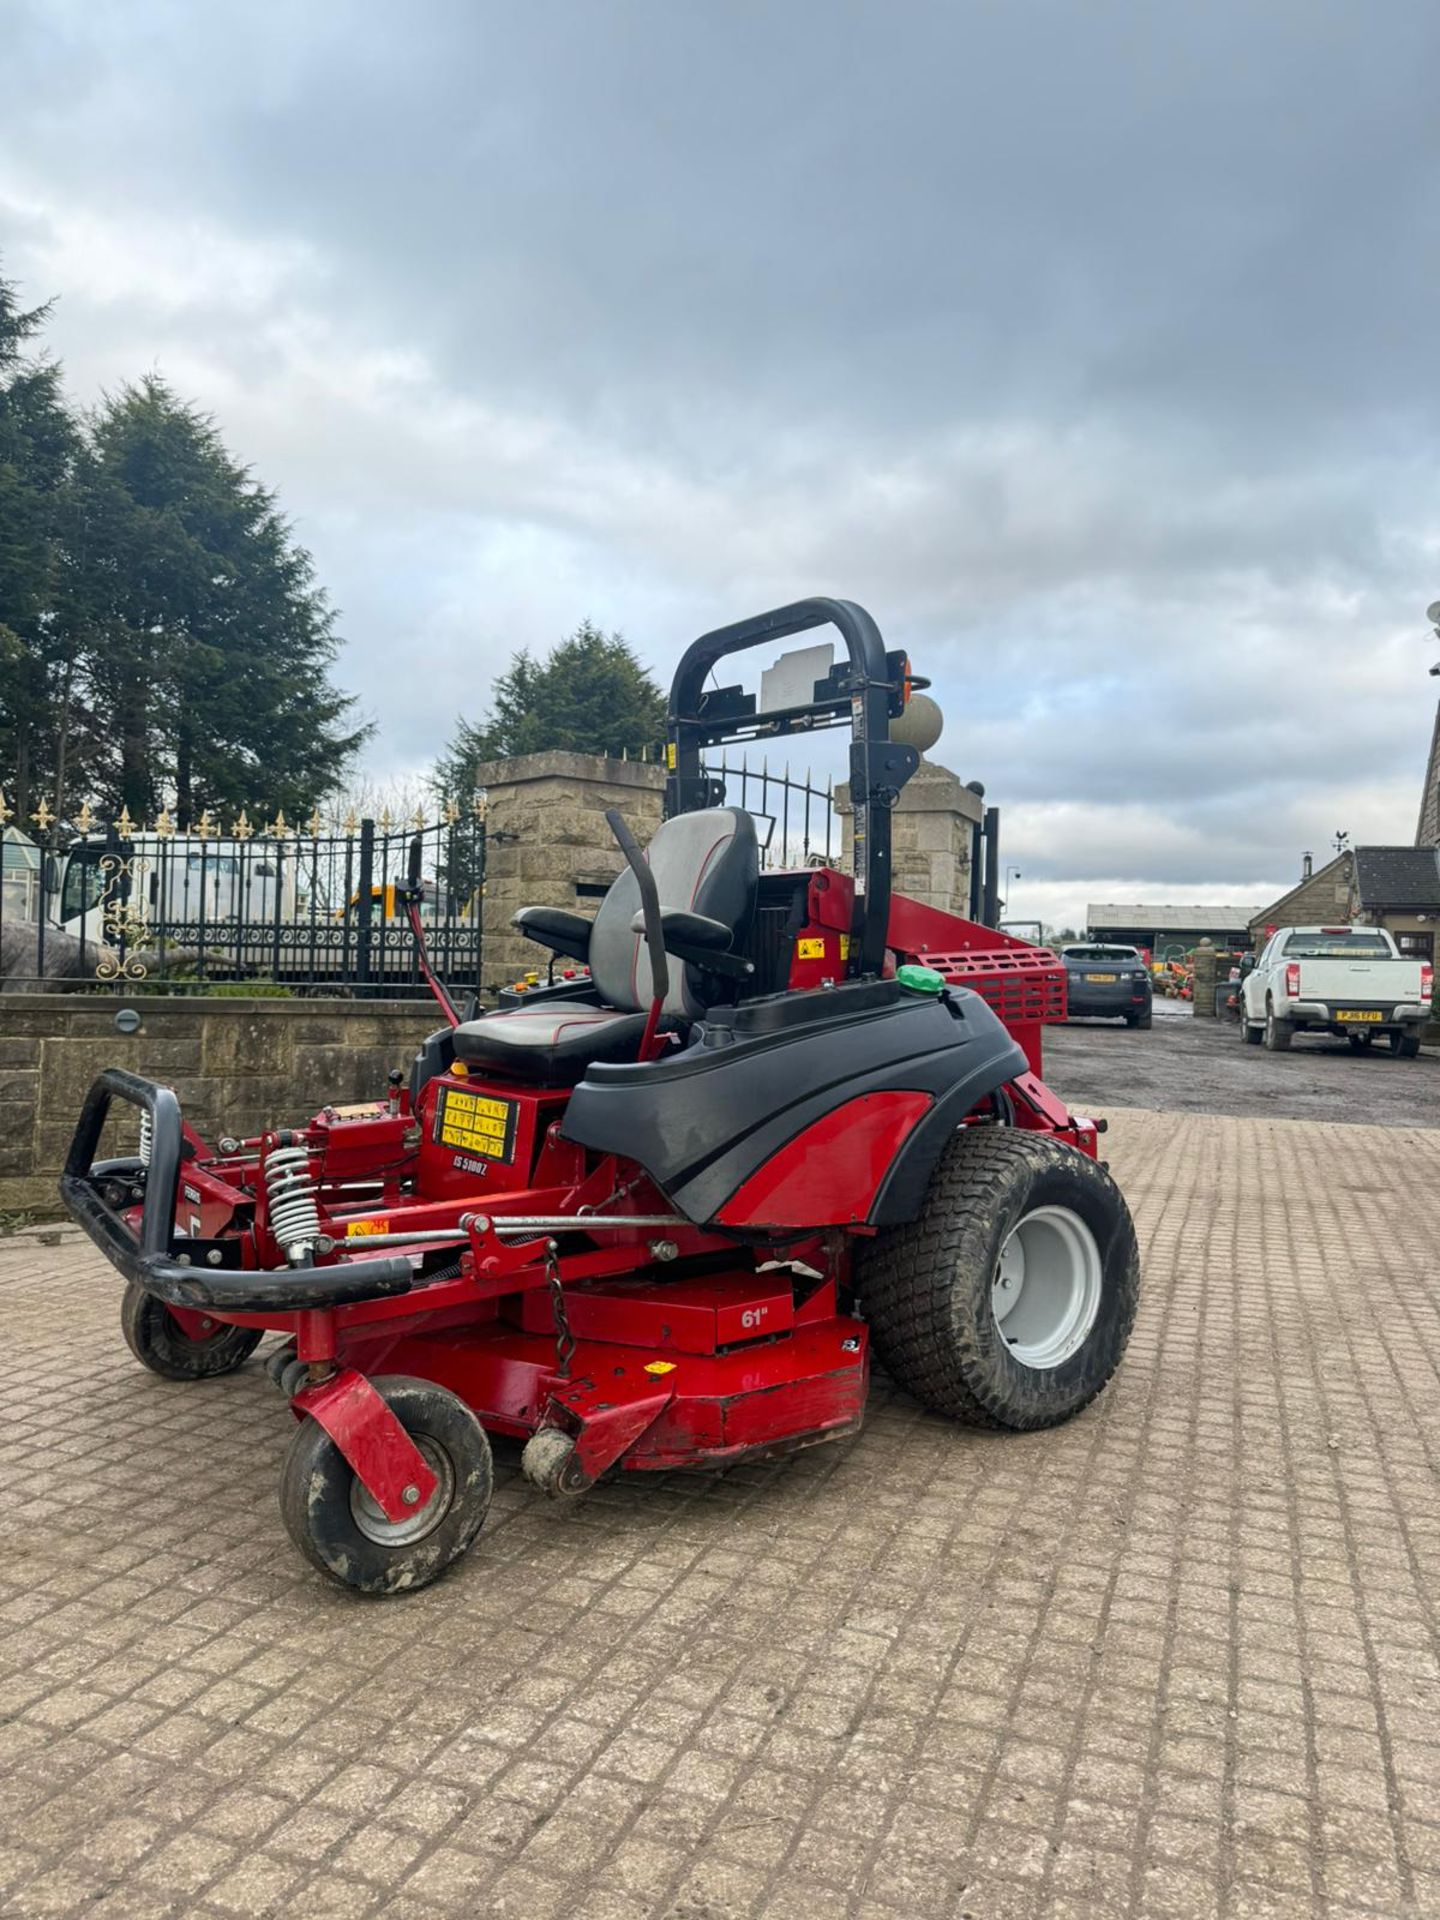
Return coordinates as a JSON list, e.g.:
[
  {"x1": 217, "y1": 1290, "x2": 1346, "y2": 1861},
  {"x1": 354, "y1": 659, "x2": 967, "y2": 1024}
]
[
  {"x1": 346, "y1": 1218, "x2": 389, "y2": 1237},
  {"x1": 438, "y1": 1087, "x2": 517, "y2": 1162},
  {"x1": 797, "y1": 937, "x2": 826, "y2": 959},
  {"x1": 839, "y1": 935, "x2": 851, "y2": 960},
  {"x1": 645, "y1": 1361, "x2": 677, "y2": 1375},
  {"x1": 665, "y1": 743, "x2": 677, "y2": 769}
]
